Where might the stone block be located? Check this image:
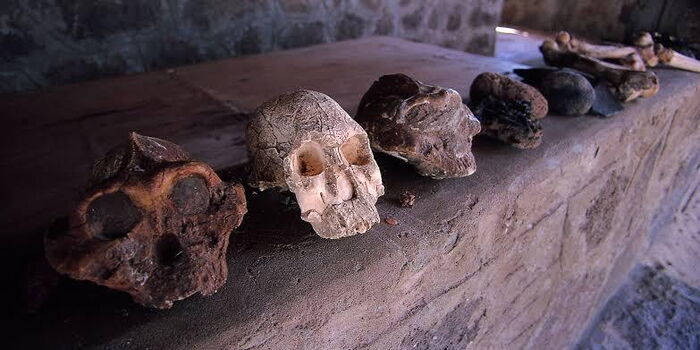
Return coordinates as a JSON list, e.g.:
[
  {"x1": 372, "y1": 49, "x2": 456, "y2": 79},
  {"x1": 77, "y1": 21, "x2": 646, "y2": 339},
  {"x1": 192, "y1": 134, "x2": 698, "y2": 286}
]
[{"x1": 6, "y1": 36, "x2": 699, "y2": 349}]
